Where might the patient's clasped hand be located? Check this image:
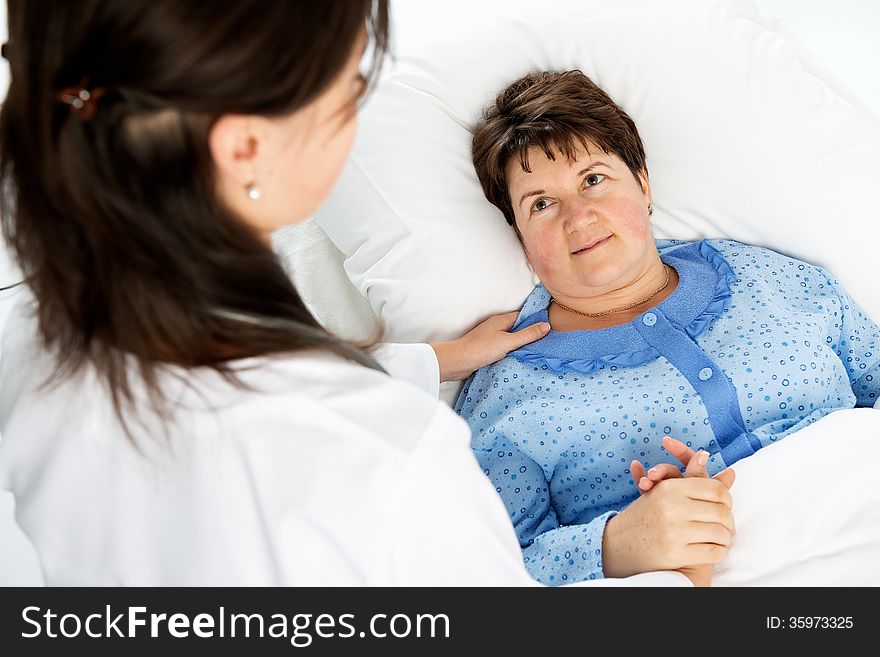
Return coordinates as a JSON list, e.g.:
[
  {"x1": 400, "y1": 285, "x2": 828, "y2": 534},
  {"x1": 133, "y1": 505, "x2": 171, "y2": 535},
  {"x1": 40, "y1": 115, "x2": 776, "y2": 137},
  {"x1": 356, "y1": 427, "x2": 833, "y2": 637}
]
[{"x1": 455, "y1": 70, "x2": 880, "y2": 586}]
